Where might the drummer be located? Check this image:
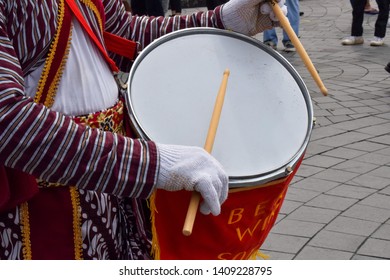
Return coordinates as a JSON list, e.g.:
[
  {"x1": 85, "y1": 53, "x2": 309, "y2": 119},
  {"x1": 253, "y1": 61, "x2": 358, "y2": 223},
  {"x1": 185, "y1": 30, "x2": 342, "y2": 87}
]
[{"x1": 0, "y1": 0, "x2": 286, "y2": 260}]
